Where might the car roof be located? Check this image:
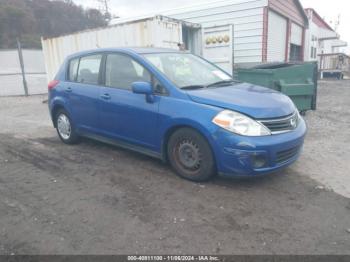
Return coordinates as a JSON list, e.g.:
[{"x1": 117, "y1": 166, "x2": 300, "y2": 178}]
[{"x1": 67, "y1": 47, "x2": 182, "y2": 59}]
